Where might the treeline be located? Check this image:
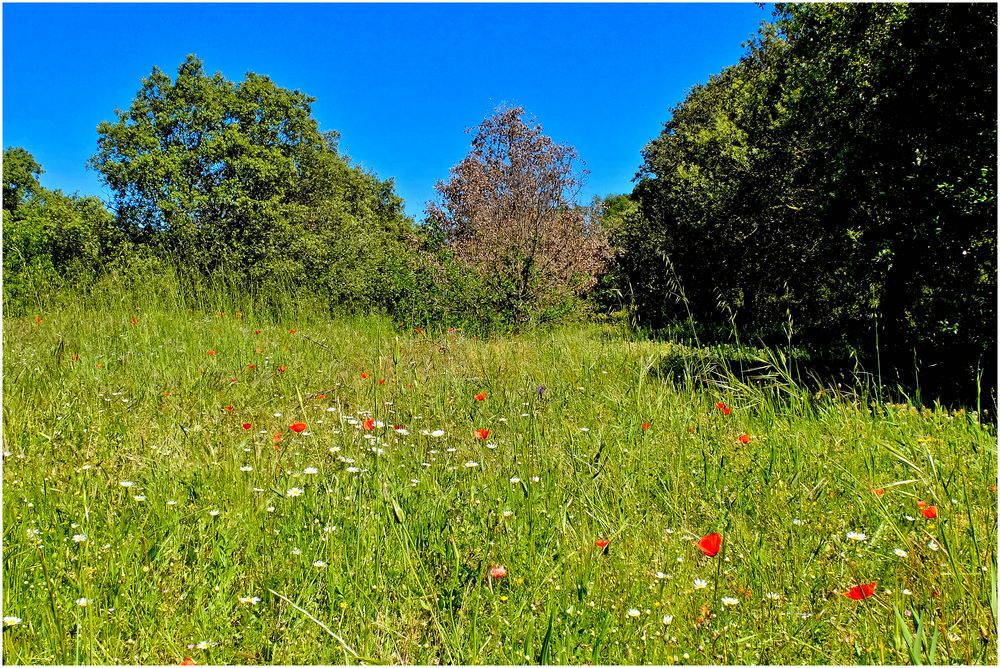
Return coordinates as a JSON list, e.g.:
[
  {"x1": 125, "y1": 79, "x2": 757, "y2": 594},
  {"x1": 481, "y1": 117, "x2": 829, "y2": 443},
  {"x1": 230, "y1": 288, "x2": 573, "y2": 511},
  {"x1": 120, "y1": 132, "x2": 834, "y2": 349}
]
[{"x1": 3, "y1": 3, "x2": 996, "y2": 405}]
